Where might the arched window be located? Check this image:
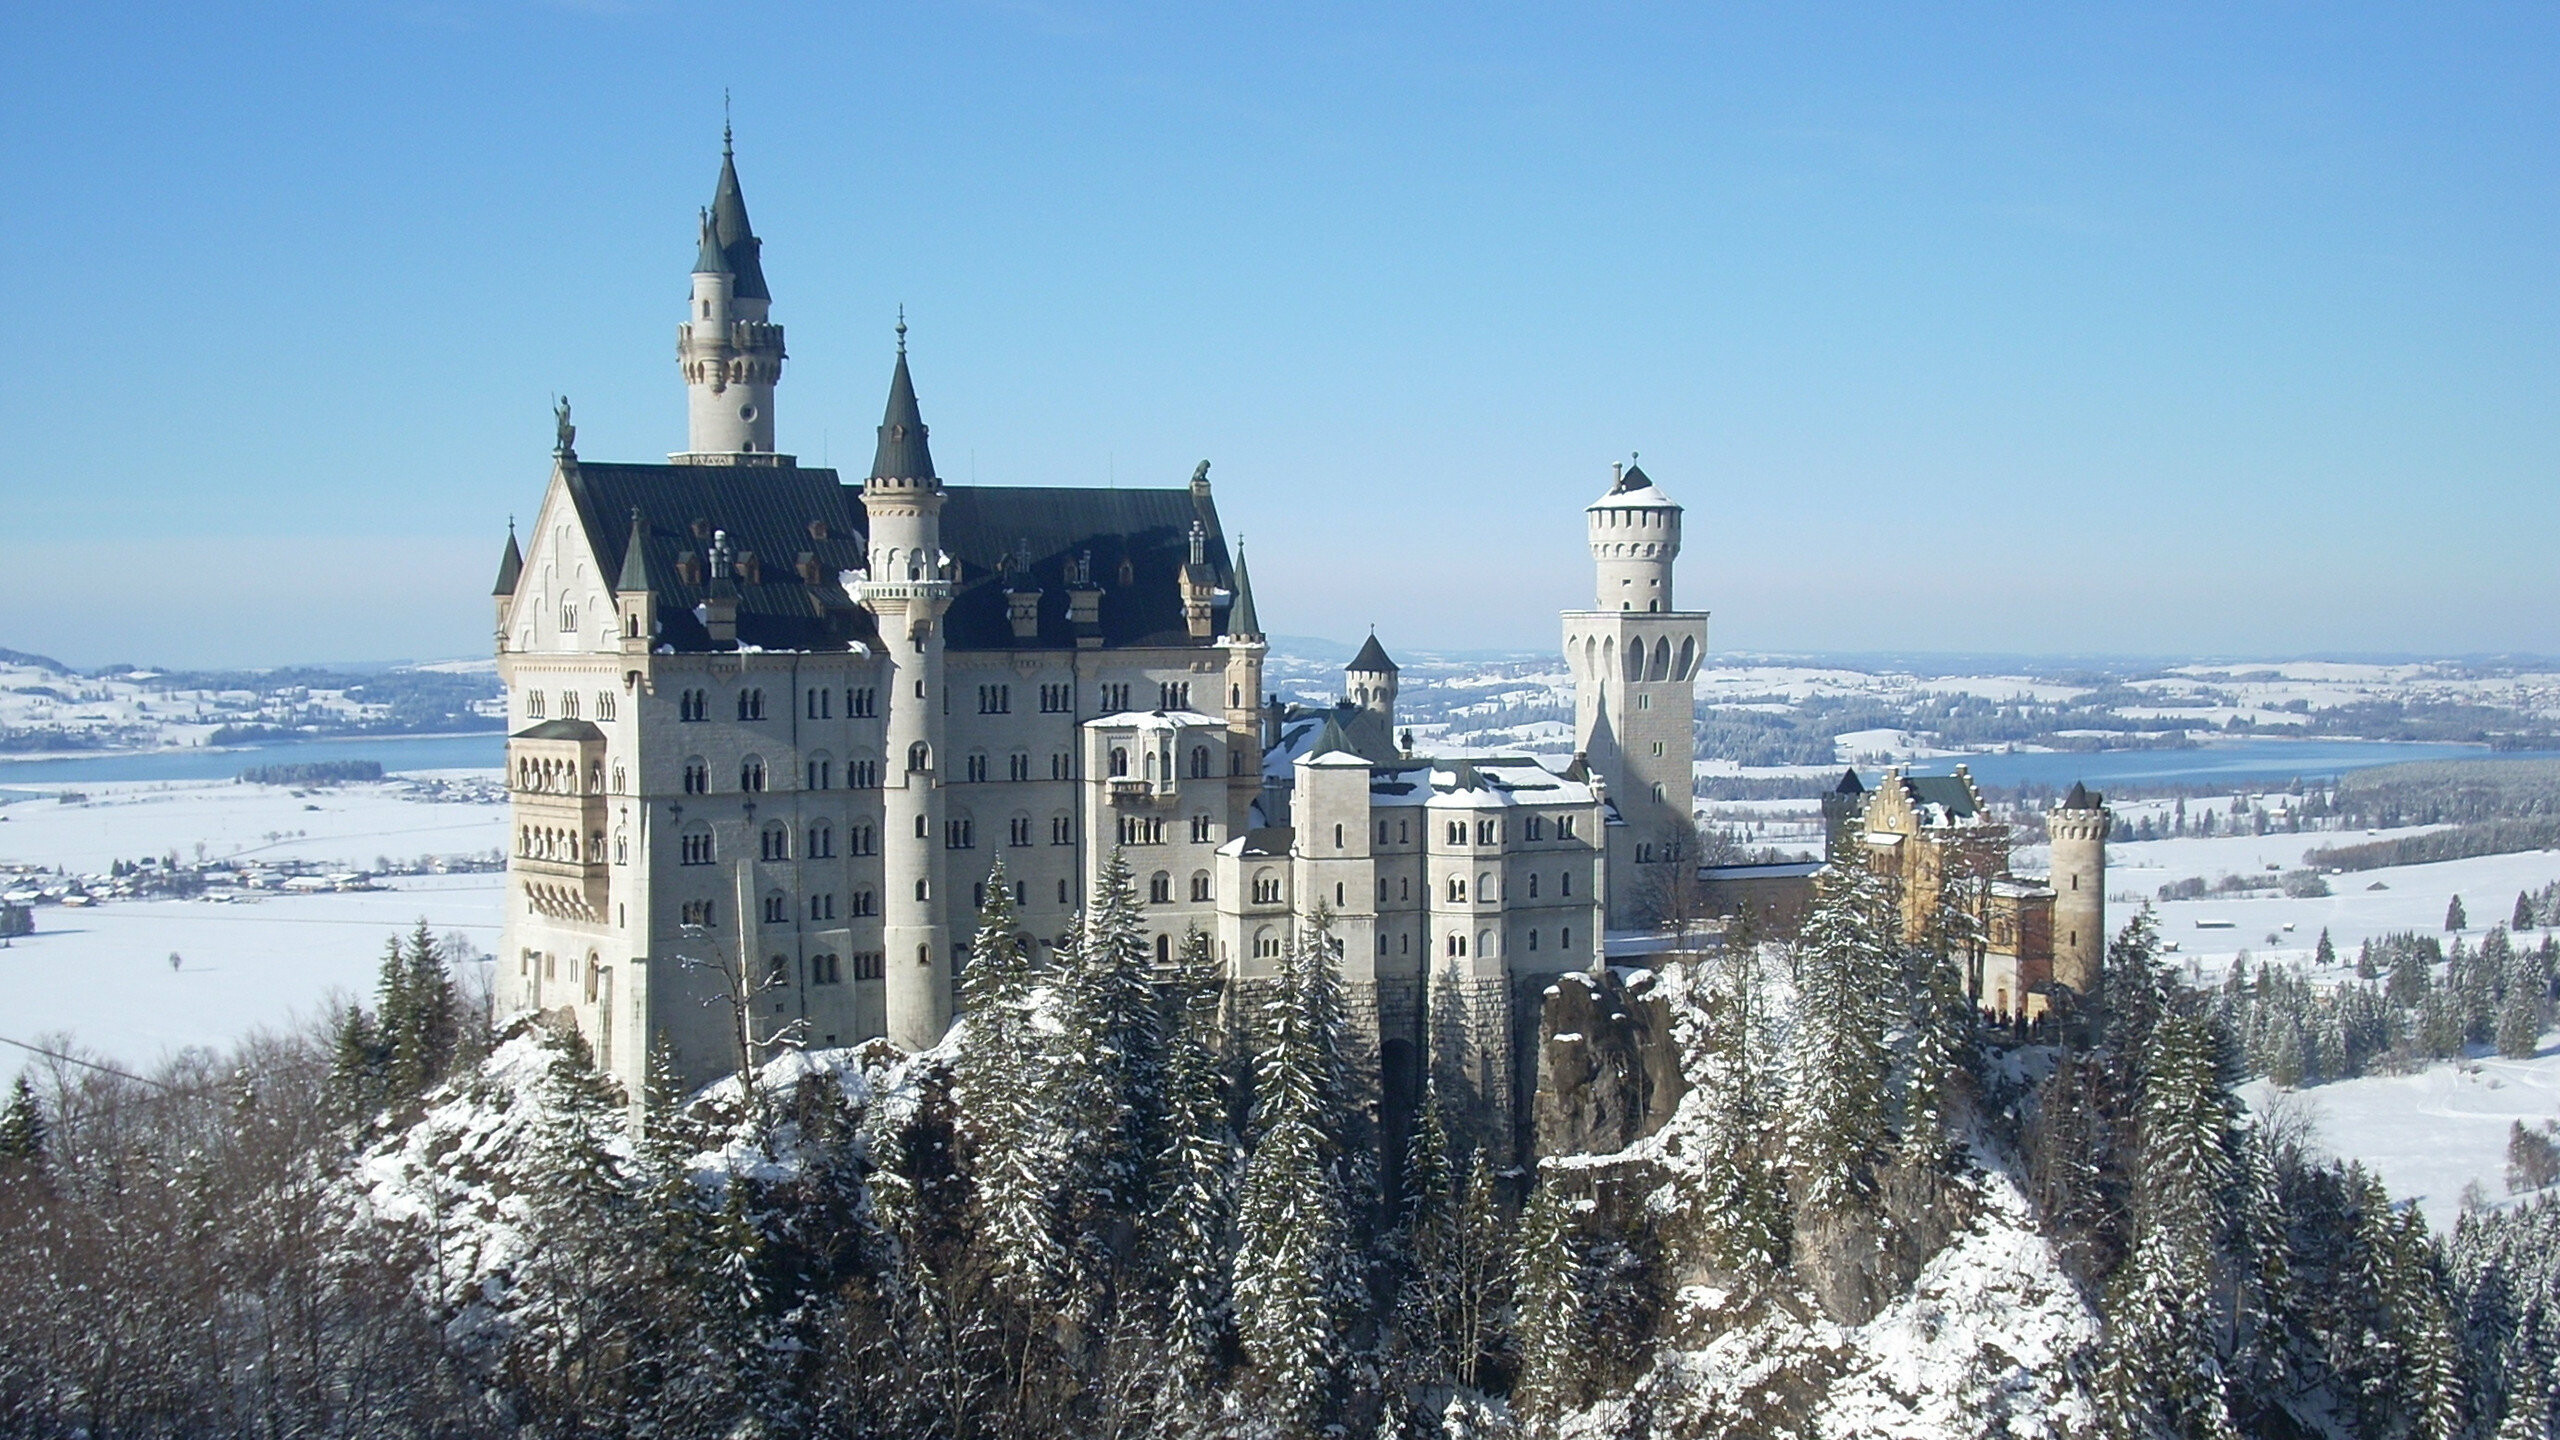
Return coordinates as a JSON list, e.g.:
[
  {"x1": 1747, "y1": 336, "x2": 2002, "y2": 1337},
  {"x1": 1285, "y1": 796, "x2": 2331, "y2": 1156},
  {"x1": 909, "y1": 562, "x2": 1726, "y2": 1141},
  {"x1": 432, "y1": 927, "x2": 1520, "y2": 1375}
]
[
  {"x1": 1253, "y1": 869, "x2": 1282, "y2": 905},
  {"x1": 736, "y1": 688, "x2": 766, "y2": 721},
  {"x1": 908, "y1": 742, "x2": 931, "y2": 772},
  {"x1": 1527, "y1": 872, "x2": 1539, "y2": 898},
  {"x1": 761, "y1": 822, "x2": 790, "y2": 861},
  {"x1": 679, "y1": 823, "x2": 714, "y2": 866},
  {"x1": 762, "y1": 890, "x2": 788, "y2": 924},
  {"x1": 1188, "y1": 746, "x2": 1211, "y2": 779},
  {"x1": 807, "y1": 752, "x2": 833, "y2": 790},
  {"x1": 1190, "y1": 871, "x2": 1212, "y2": 902},
  {"x1": 1675, "y1": 635, "x2": 1696, "y2": 679},
  {"x1": 1110, "y1": 747, "x2": 1129, "y2": 777},
  {"x1": 739, "y1": 756, "x2": 766, "y2": 792},
  {"x1": 1149, "y1": 872, "x2": 1172, "y2": 904},
  {"x1": 683, "y1": 757, "x2": 709, "y2": 794},
  {"x1": 1253, "y1": 926, "x2": 1281, "y2": 960},
  {"x1": 915, "y1": 879, "x2": 931, "y2": 902},
  {"x1": 1478, "y1": 929, "x2": 1494, "y2": 958},
  {"x1": 1478, "y1": 871, "x2": 1494, "y2": 900}
]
